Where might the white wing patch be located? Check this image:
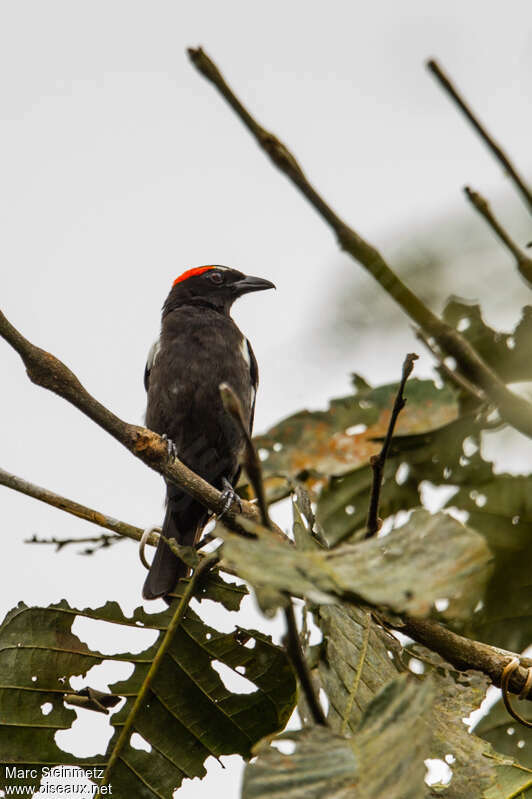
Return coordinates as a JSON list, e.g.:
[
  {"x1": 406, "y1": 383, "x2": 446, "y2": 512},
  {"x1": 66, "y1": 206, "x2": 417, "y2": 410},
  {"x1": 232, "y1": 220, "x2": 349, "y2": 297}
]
[
  {"x1": 240, "y1": 337, "x2": 251, "y2": 367},
  {"x1": 146, "y1": 338, "x2": 160, "y2": 372}
]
